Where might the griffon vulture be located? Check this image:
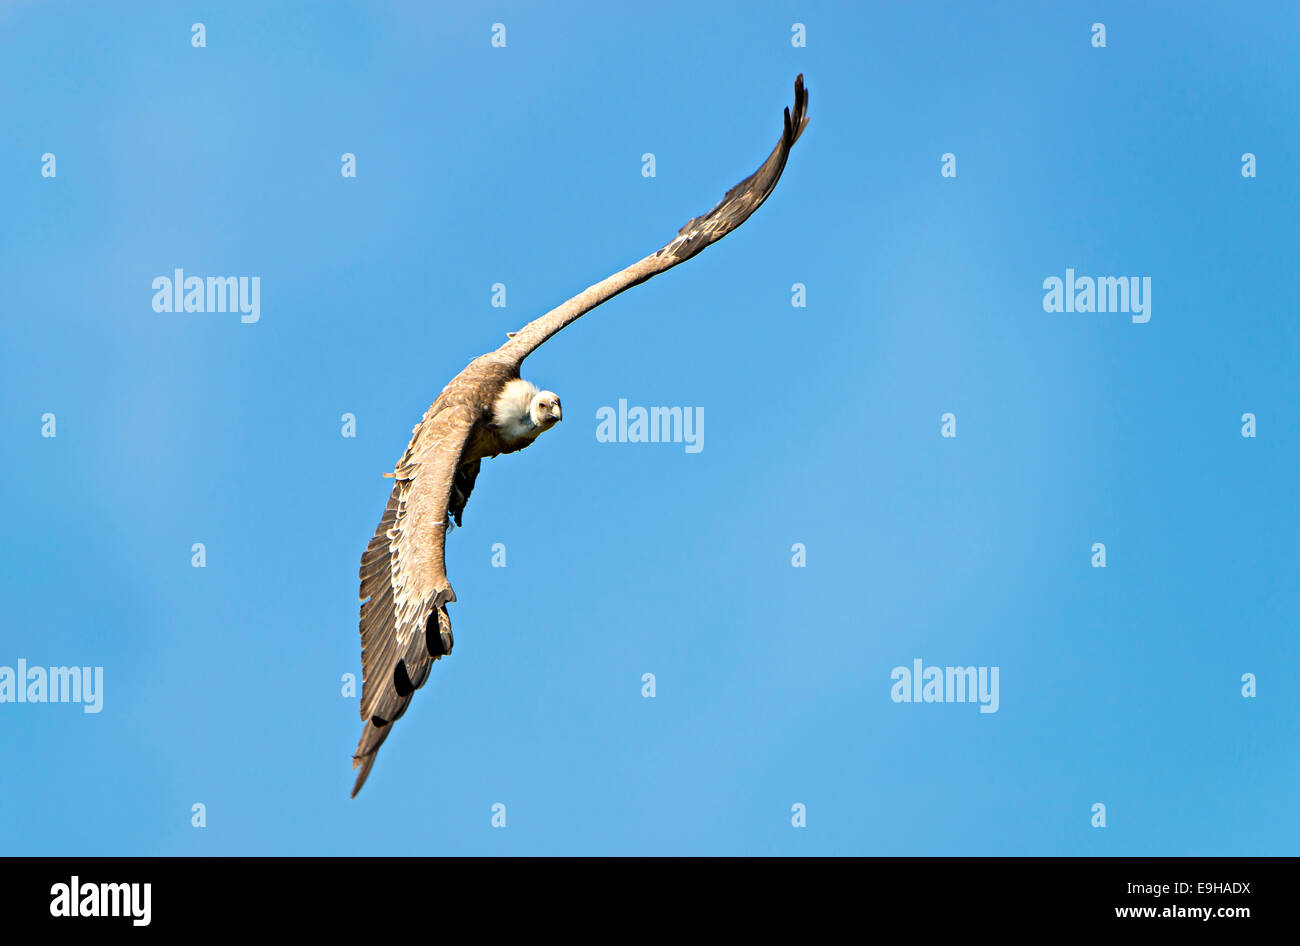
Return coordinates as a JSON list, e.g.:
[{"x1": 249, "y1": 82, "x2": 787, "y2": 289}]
[{"x1": 352, "y1": 75, "x2": 809, "y2": 796}]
